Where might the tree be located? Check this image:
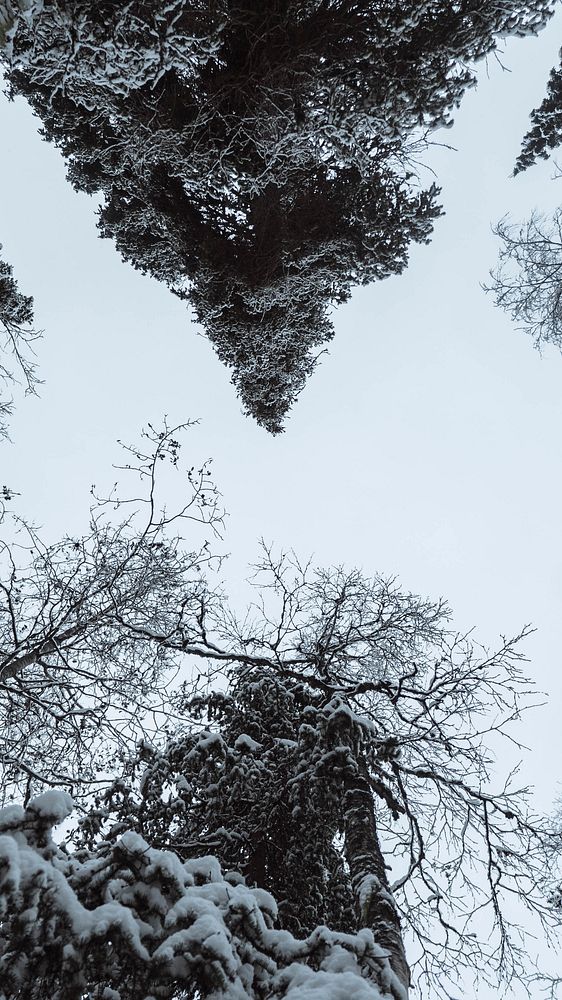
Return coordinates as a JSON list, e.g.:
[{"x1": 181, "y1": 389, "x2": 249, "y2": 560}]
[
  {"x1": 2, "y1": 0, "x2": 555, "y2": 429},
  {"x1": 489, "y1": 36, "x2": 562, "y2": 346},
  {"x1": 0, "y1": 425, "x2": 558, "y2": 997},
  {"x1": 537, "y1": 806, "x2": 562, "y2": 998},
  {"x1": 516, "y1": 56, "x2": 562, "y2": 173},
  {"x1": 486, "y1": 209, "x2": 562, "y2": 347},
  {"x1": 0, "y1": 246, "x2": 39, "y2": 437},
  {"x1": 0, "y1": 791, "x2": 401, "y2": 1000},
  {"x1": 79, "y1": 552, "x2": 556, "y2": 997},
  {"x1": 0, "y1": 421, "x2": 224, "y2": 802},
  {"x1": 186, "y1": 175, "x2": 439, "y2": 432}
]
